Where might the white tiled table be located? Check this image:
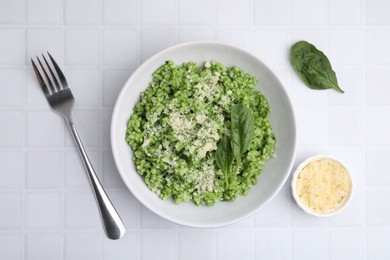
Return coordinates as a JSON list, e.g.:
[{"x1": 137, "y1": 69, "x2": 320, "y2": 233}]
[{"x1": 0, "y1": 0, "x2": 389, "y2": 259}]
